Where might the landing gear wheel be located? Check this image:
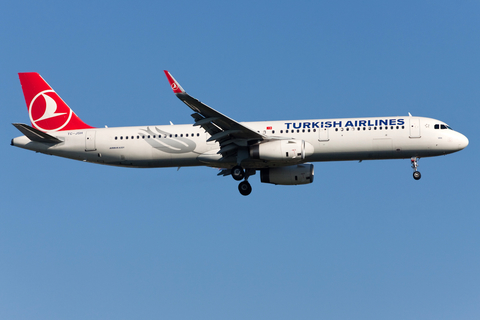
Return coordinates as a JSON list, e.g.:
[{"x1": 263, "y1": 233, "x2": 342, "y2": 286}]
[
  {"x1": 231, "y1": 165, "x2": 245, "y2": 181},
  {"x1": 238, "y1": 181, "x2": 252, "y2": 196},
  {"x1": 413, "y1": 171, "x2": 421, "y2": 180}
]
